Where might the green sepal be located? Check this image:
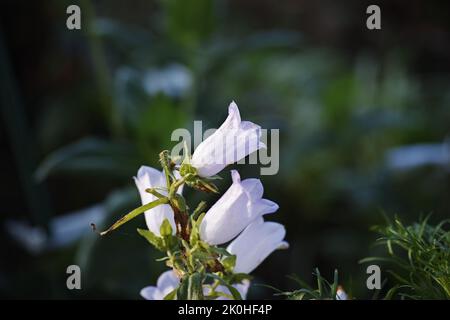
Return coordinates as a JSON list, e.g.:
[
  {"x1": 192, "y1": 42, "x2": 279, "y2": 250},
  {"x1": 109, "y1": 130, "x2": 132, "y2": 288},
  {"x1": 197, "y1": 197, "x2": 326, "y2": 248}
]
[
  {"x1": 180, "y1": 163, "x2": 197, "y2": 177},
  {"x1": 221, "y1": 255, "x2": 236, "y2": 272},
  {"x1": 160, "y1": 218, "x2": 173, "y2": 237},
  {"x1": 160, "y1": 219, "x2": 178, "y2": 250}
]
